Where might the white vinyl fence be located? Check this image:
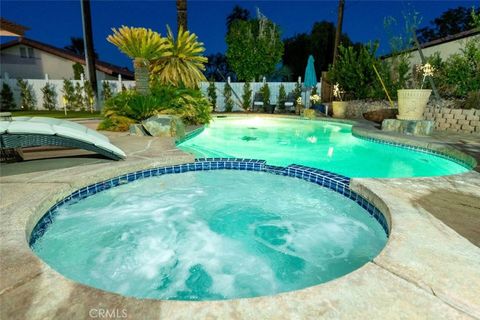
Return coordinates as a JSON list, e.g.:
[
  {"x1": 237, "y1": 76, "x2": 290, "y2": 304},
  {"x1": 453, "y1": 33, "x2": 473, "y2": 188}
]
[
  {"x1": 199, "y1": 78, "x2": 321, "y2": 112},
  {"x1": 0, "y1": 74, "x2": 135, "y2": 111},
  {"x1": 1, "y1": 74, "x2": 321, "y2": 112}
]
